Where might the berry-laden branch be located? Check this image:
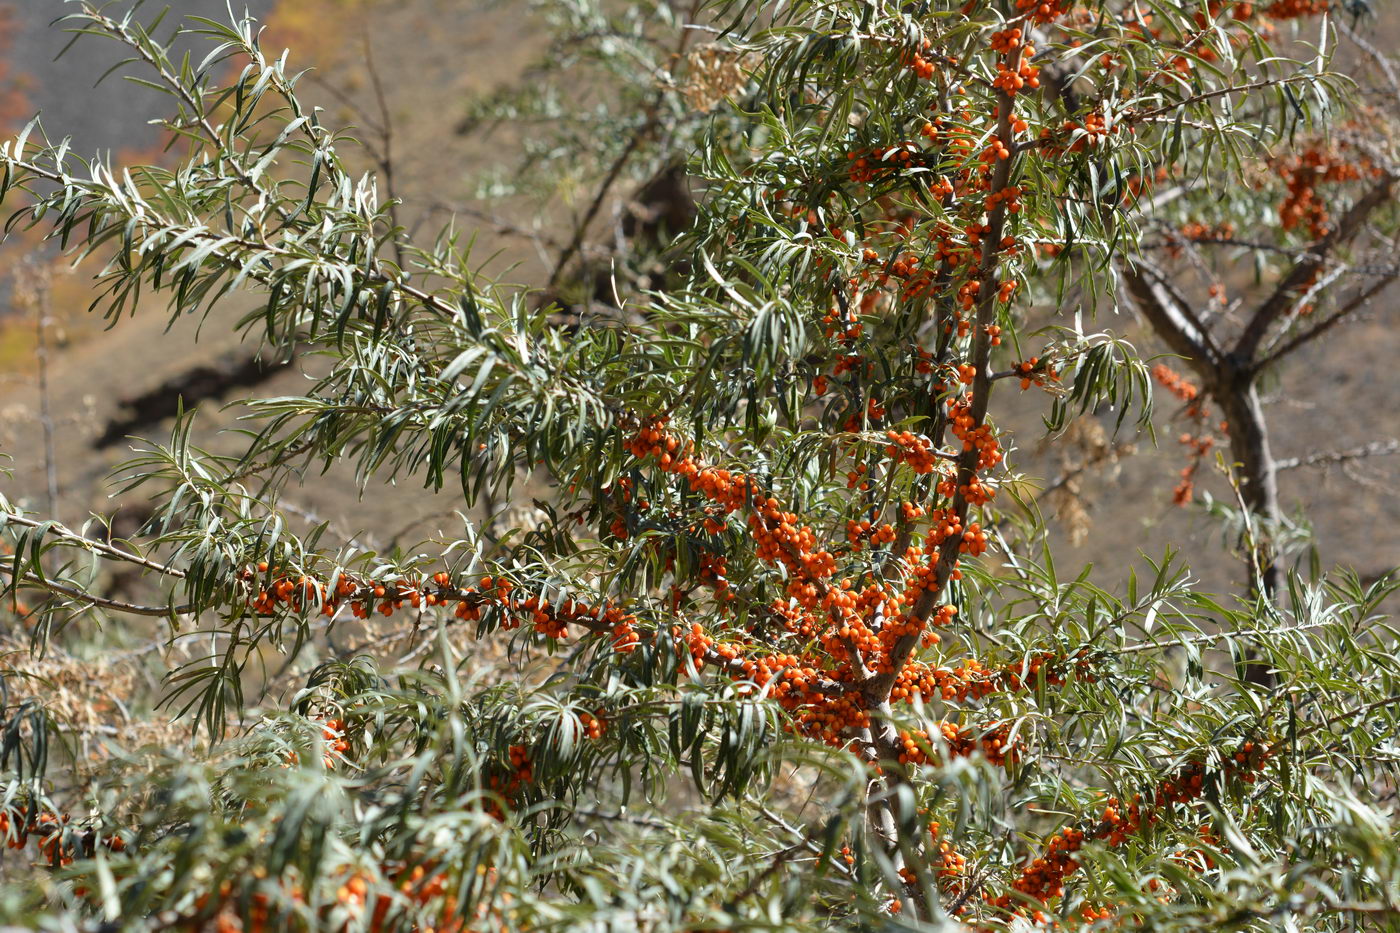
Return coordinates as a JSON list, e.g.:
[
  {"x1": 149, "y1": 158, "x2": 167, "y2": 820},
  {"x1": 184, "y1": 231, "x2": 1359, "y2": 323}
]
[
  {"x1": 0, "y1": 806, "x2": 126, "y2": 870},
  {"x1": 861, "y1": 12, "x2": 1036, "y2": 755},
  {"x1": 244, "y1": 564, "x2": 640, "y2": 653},
  {"x1": 999, "y1": 740, "x2": 1275, "y2": 915}
]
